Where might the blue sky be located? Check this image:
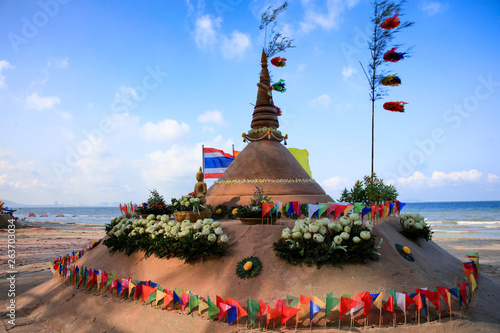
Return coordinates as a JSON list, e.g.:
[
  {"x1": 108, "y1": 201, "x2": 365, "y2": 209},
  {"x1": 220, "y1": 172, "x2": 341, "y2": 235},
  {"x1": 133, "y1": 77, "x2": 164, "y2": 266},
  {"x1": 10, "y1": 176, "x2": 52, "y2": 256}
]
[{"x1": 1, "y1": 0, "x2": 499, "y2": 205}]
